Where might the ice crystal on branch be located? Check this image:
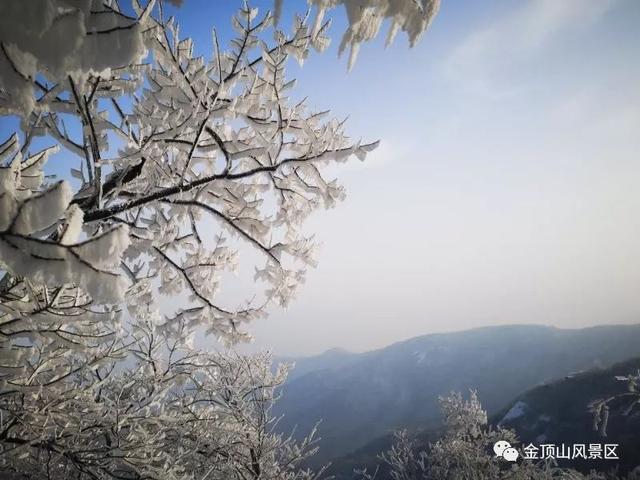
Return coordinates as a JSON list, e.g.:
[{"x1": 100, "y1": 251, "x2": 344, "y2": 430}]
[{"x1": 308, "y1": 0, "x2": 441, "y2": 68}]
